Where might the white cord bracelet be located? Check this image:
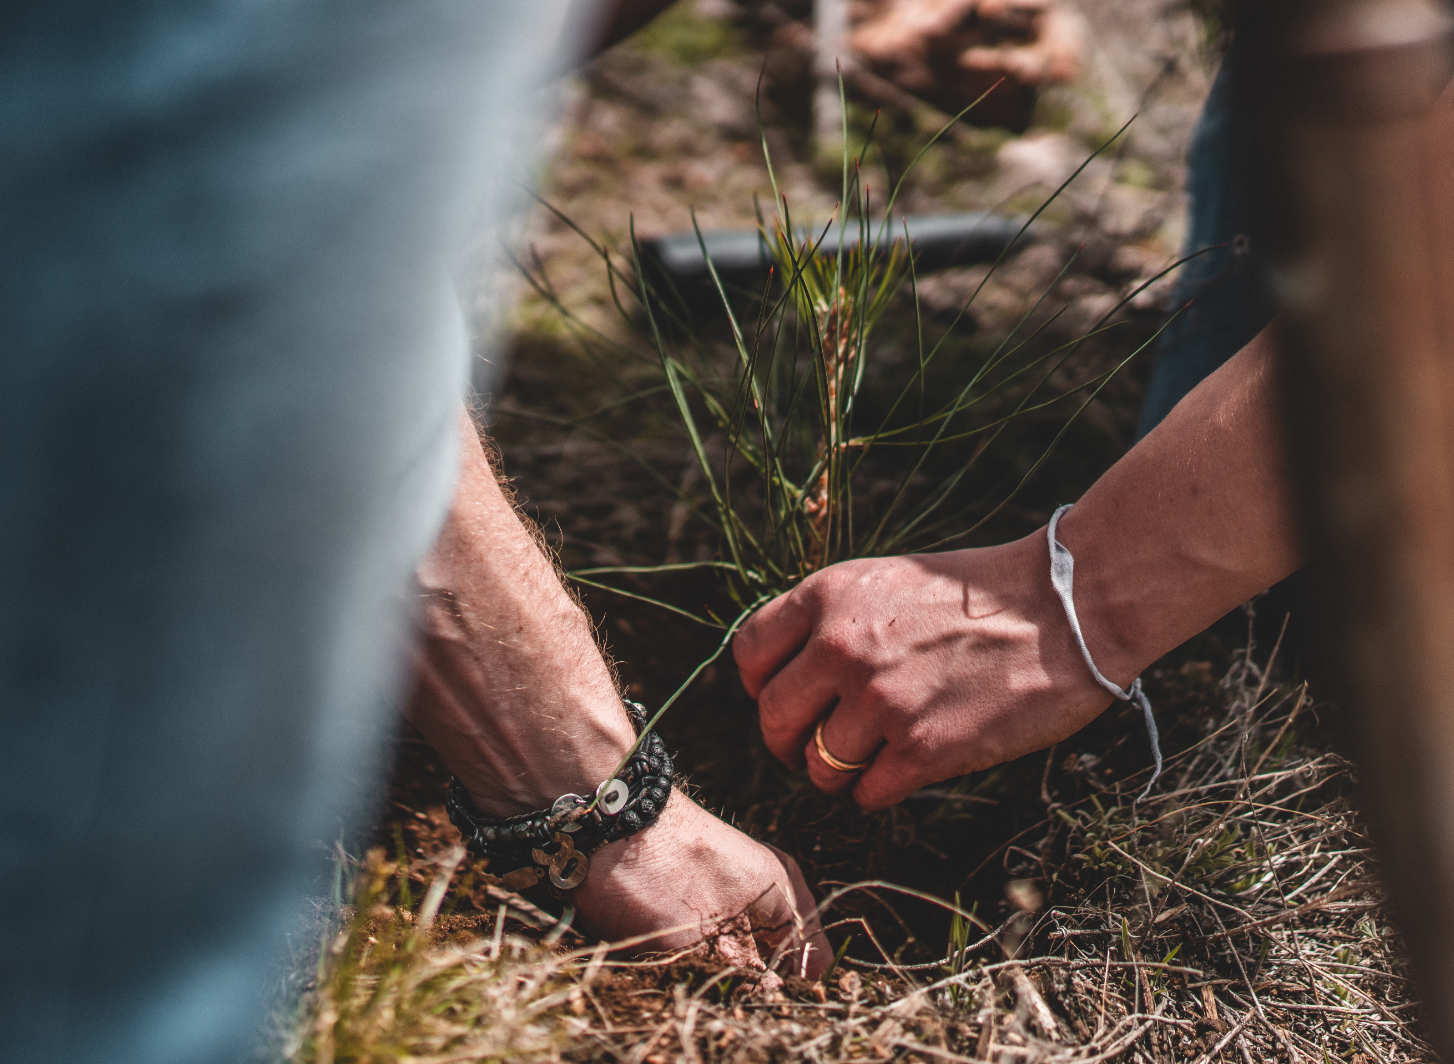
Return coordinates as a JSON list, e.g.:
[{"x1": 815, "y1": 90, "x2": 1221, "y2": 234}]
[{"x1": 1048, "y1": 504, "x2": 1162, "y2": 799}]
